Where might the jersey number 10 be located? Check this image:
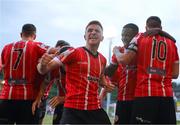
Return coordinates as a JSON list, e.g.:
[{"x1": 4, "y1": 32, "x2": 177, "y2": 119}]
[{"x1": 152, "y1": 38, "x2": 167, "y2": 61}]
